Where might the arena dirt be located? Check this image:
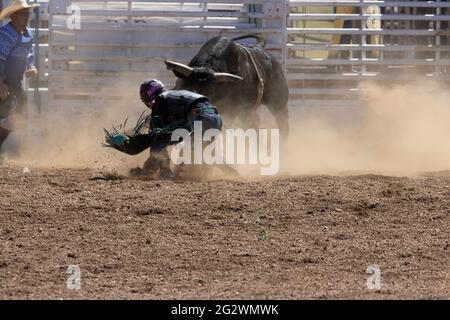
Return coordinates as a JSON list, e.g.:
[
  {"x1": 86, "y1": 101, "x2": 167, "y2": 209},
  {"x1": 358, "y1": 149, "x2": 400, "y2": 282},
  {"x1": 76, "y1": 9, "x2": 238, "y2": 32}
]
[
  {"x1": 0, "y1": 84, "x2": 449, "y2": 299},
  {"x1": 0, "y1": 167, "x2": 449, "y2": 299}
]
